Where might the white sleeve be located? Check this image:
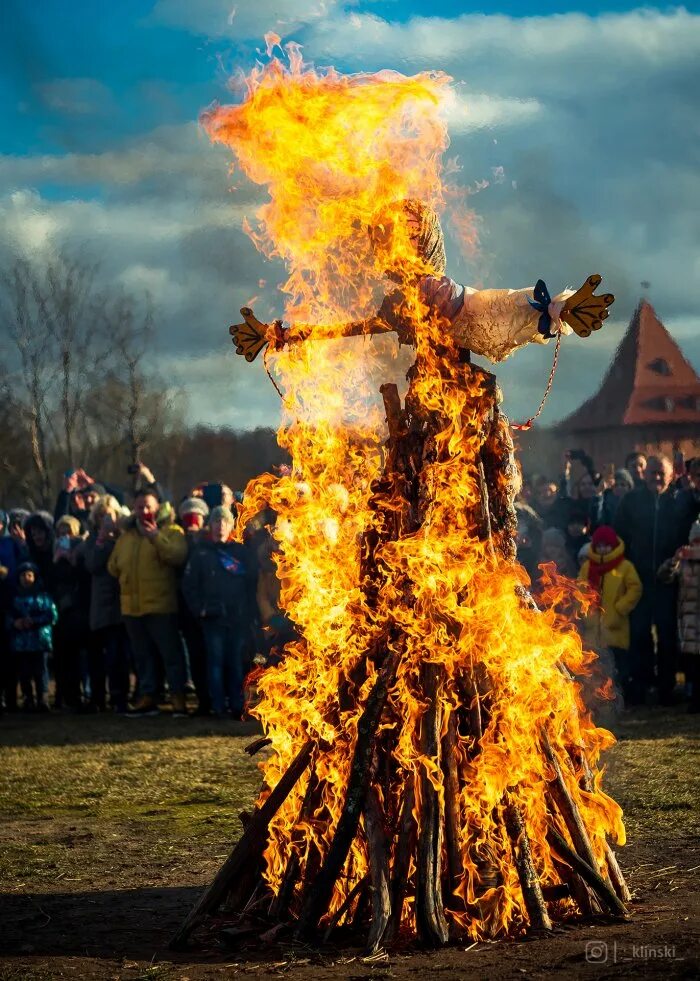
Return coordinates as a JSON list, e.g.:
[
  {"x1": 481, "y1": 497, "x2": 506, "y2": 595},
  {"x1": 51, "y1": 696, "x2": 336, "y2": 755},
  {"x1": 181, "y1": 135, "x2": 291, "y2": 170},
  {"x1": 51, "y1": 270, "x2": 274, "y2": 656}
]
[{"x1": 447, "y1": 286, "x2": 574, "y2": 363}]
